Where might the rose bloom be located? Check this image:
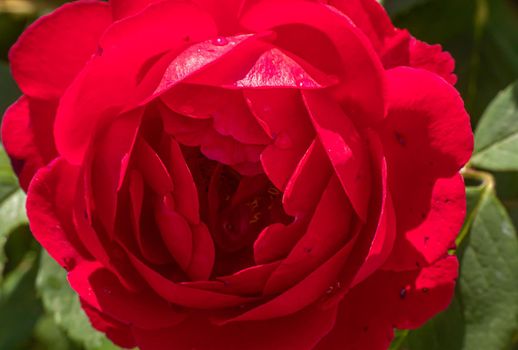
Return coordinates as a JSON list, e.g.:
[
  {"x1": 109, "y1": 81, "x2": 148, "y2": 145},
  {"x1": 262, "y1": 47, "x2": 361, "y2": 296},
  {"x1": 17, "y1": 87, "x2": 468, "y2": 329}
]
[{"x1": 2, "y1": 0, "x2": 473, "y2": 349}]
